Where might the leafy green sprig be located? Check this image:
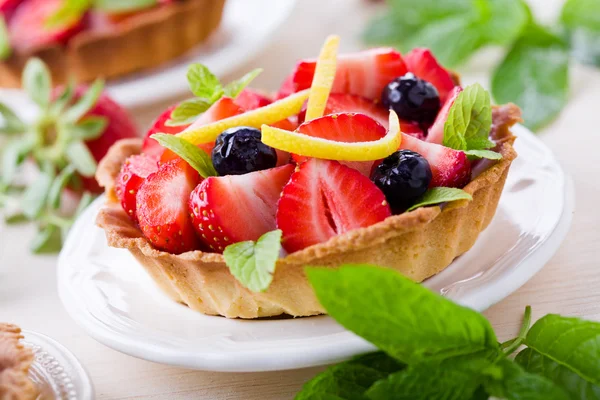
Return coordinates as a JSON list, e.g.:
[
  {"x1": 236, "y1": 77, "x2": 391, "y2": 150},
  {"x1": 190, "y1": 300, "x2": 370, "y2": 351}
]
[
  {"x1": 296, "y1": 264, "x2": 600, "y2": 399},
  {"x1": 0, "y1": 58, "x2": 104, "y2": 253},
  {"x1": 363, "y1": 0, "x2": 598, "y2": 131}
]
